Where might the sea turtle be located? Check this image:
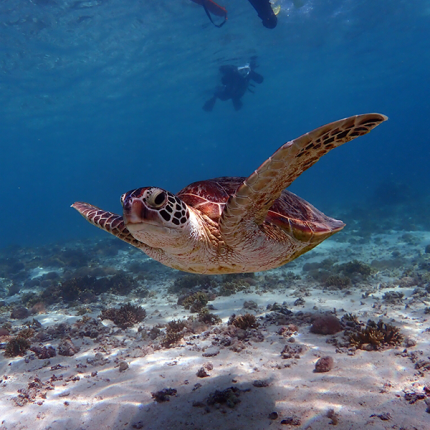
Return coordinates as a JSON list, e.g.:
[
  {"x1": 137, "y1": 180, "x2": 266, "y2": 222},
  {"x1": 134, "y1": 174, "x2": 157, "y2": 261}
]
[{"x1": 72, "y1": 113, "x2": 387, "y2": 275}]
